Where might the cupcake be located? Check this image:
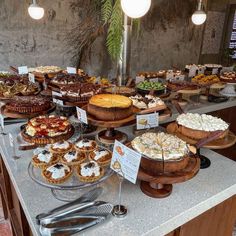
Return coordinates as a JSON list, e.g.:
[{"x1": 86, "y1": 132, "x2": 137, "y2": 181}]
[
  {"x1": 89, "y1": 148, "x2": 112, "y2": 167},
  {"x1": 49, "y1": 141, "x2": 73, "y2": 155},
  {"x1": 32, "y1": 149, "x2": 59, "y2": 168},
  {"x1": 61, "y1": 150, "x2": 87, "y2": 166},
  {"x1": 74, "y1": 139, "x2": 97, "y2": 152},
  {"x1": 42, "y1": 163, "x2": 72, "y2": 184},
  {"x1": 76, "y1": 161, "x2": 104, "y2": 183}
]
